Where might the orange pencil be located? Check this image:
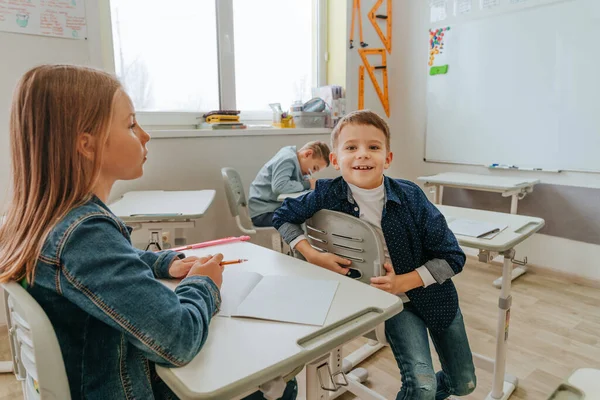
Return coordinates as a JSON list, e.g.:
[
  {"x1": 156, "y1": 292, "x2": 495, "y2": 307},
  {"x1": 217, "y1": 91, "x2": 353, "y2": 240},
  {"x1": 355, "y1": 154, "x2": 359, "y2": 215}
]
[{"x1": 220, "y1": 259, "x2": 248, "y2": 266}]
